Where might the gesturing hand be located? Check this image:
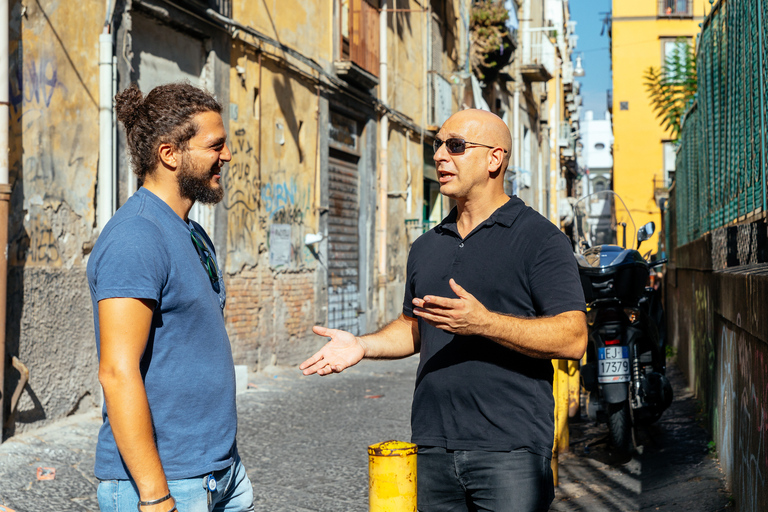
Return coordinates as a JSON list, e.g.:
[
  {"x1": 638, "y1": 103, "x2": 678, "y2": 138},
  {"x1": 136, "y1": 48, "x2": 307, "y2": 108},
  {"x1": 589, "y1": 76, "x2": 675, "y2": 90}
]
[
  {"x1": 299, "y1": 326, "x2": 366, "y2": 376},
  {"x1": 412, "y1": 279, "x2": 490, "y2": 335}
]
